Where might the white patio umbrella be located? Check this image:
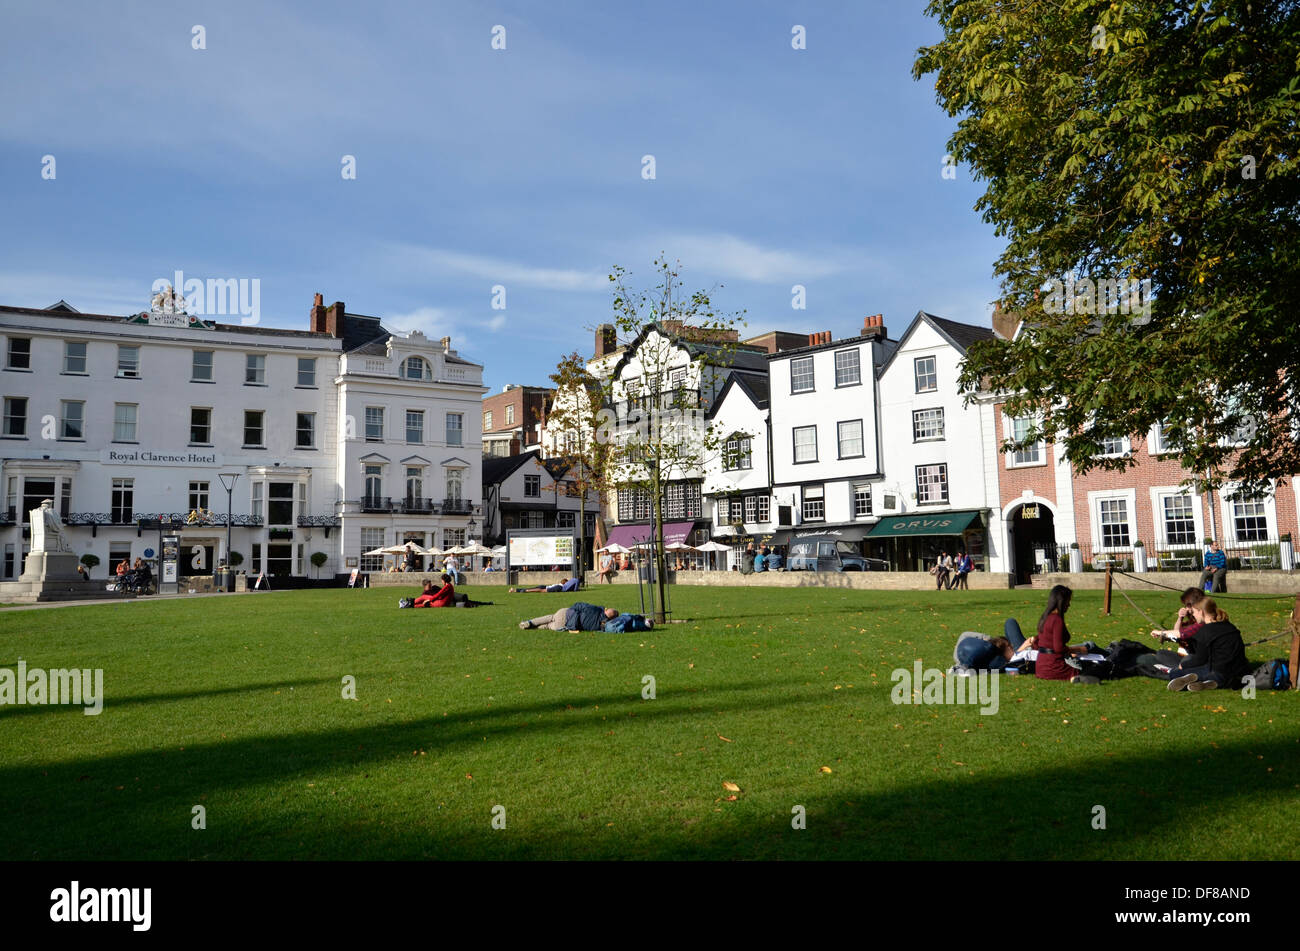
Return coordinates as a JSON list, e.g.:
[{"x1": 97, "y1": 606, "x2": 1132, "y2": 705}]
[
  {"x1": 421, "y1": 546, "x2": 446, "y2": 557},
  {"x1": 664, "y1": 542, "x2": 696, "y2": 551},
  {"x1": 361, "y1": 547, "x2": 392, "y2": 557},
  {"x1": 695, "y1": 540, "x2": 733, "y2": 570},
  {"x1": 458, "y1": 542, "x2": 495, "y2": 556},
  {"x1": 596, "y1": 543, "x2": 631, "y2": 553}
]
